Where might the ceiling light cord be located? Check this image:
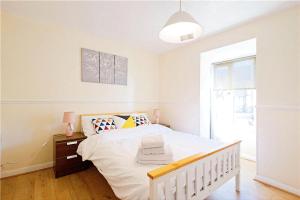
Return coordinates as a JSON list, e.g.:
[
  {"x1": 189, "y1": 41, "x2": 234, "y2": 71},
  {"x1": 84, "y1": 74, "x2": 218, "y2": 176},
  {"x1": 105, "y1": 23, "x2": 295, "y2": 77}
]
[{"x1": 180, "y1": 0, "x2": 182, "y2": 12}]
